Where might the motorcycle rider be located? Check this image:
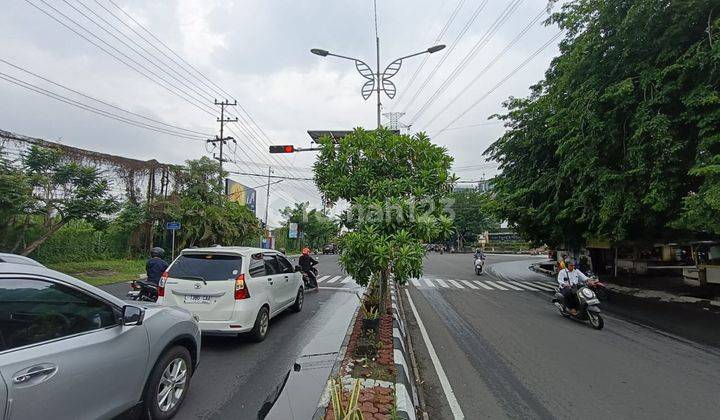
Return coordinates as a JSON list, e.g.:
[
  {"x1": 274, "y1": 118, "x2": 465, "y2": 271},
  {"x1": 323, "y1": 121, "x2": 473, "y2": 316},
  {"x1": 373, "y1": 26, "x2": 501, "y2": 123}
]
[
  {"x1": 557, "y1": 260, "x2": 588, "y2": 315},
  {"x1": 299, "y1": 247, "x2": 319, "y2": 288},
  {"x1": 145, "y1": 247, "x2": 169, "y2": 286},
  {"x1": 474, "y1": 248, "x2": 485, "y2": 261}
]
